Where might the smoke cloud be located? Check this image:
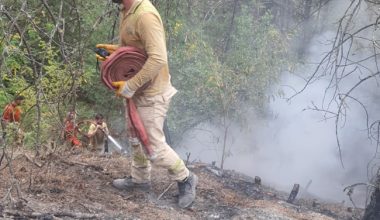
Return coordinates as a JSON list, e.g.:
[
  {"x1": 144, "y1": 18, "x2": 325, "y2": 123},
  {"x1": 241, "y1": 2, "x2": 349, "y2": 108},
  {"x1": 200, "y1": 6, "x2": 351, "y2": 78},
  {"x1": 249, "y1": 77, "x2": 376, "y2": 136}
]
[{"x1": 178, "y1": 0, "x2": 380, "y2": 207}]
